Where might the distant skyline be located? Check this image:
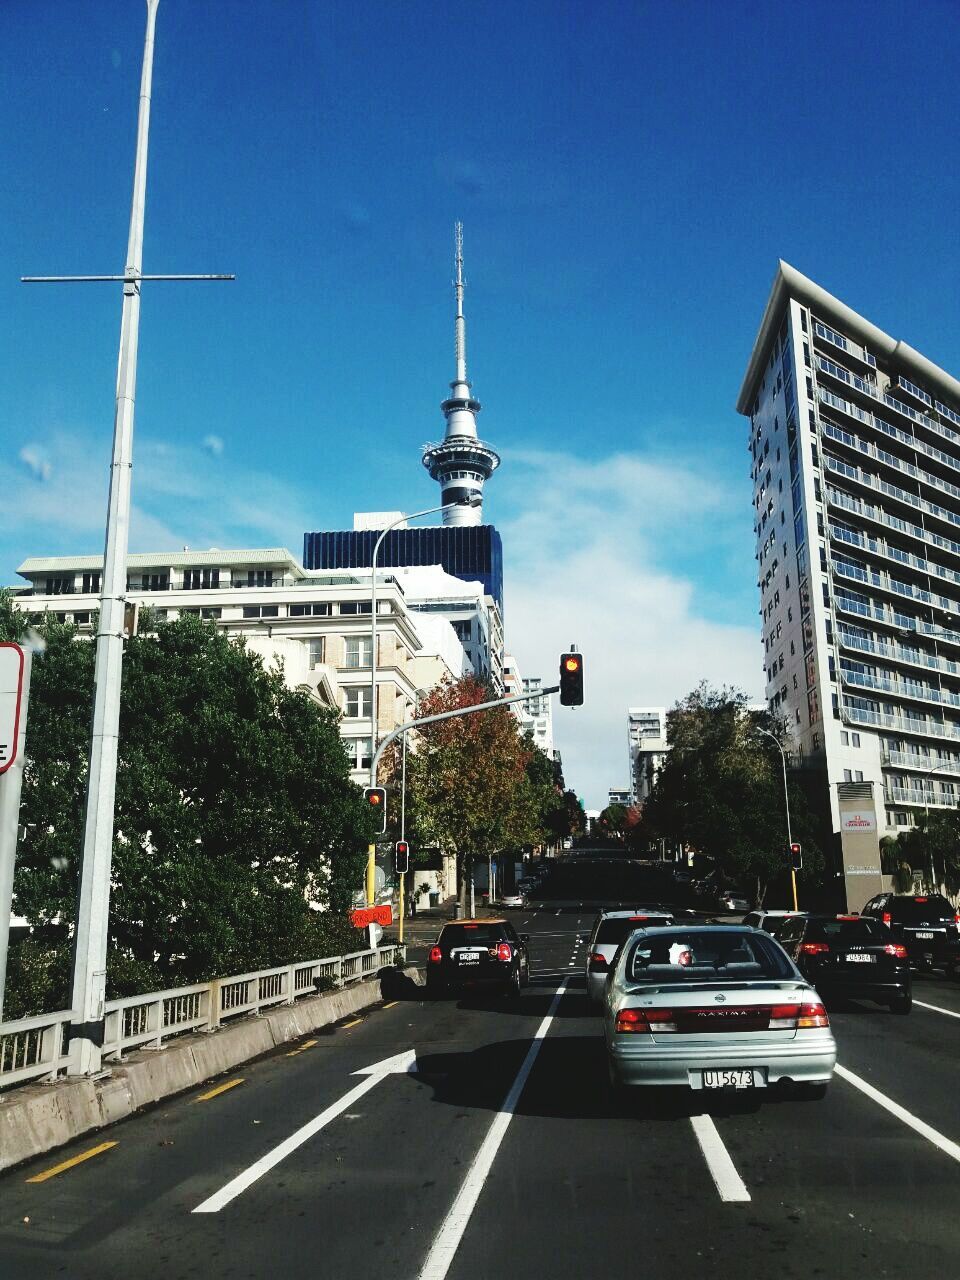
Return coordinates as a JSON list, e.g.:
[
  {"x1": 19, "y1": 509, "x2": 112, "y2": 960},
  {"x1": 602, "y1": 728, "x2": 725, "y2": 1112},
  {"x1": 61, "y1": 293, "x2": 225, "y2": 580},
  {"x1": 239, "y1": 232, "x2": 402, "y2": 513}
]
[{"x1": 3, "y1": 0, "x2": 959, "y2": 805}]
